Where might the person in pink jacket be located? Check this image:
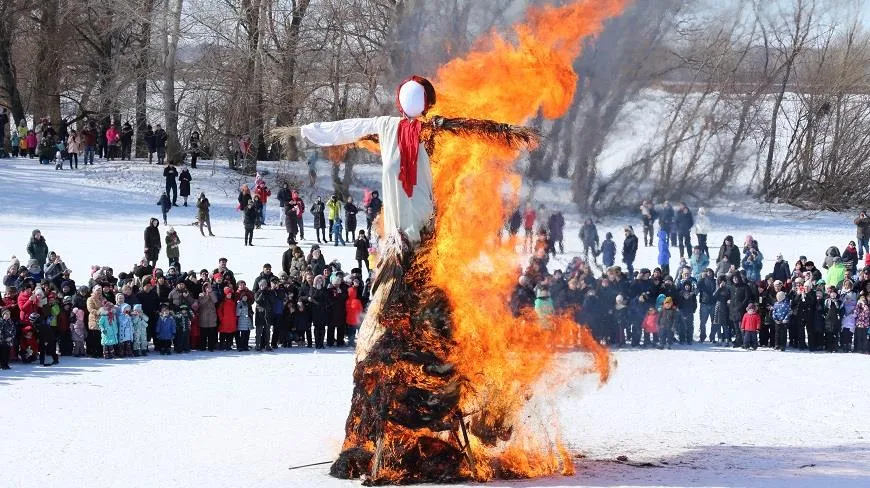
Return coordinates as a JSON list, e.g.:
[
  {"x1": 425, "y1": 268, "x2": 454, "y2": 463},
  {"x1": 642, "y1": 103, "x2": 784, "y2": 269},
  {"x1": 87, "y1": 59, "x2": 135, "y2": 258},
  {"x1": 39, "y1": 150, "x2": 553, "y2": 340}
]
[{"x1": 105, "y1": 124, "x2": 120, "y2": 161}]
